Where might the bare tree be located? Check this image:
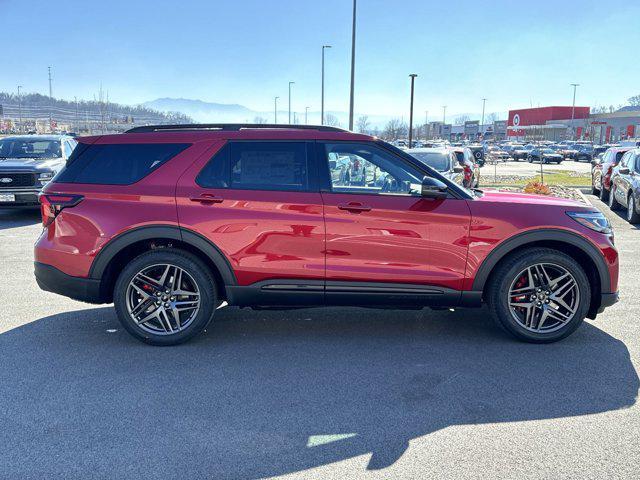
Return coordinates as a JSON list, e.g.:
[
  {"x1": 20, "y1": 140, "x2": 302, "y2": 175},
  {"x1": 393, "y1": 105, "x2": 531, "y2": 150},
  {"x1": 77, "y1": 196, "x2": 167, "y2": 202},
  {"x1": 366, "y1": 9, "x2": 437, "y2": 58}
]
[
  {"x1": 486, "y1": 112, "x2": 500, "y2": 123},
  {"x1": 382, "y1": 118, "x2": 408, "y2": 140},
  {"x1": 356, "y1": 115, "x2": 370, "y2": 133},
  {"x1": 253, "y1": 116, "x2": 268, "y2": 124},
  {"x1": 325, "y1": 114, "x2": 340, "y2": 127},
  {"x1": 628, "y1": 95, "x2": 640, "y2": 107},
  {"x1": 454, "y1": 115, "x2": 470, "y2": 125}
]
